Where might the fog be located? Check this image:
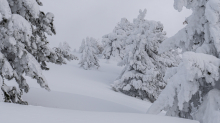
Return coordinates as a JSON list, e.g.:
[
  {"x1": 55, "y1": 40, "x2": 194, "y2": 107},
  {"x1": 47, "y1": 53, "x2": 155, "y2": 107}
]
[{"x1": 40, "y1": 0, "x2": 191, "y2": 49}]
